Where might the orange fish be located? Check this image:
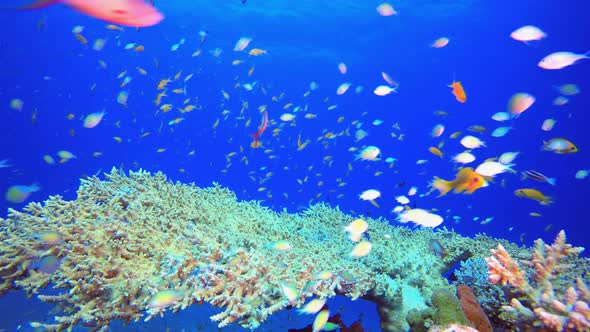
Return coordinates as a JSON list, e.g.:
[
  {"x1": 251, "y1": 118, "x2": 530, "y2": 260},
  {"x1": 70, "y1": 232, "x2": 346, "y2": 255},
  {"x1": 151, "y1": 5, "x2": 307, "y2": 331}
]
[
  {"x1": 250, "y1": 111, "x2": 269, "y2": 148},
  {"x1": 449, "y1": 81, "x2": 467, "y2": 103},
  {"x1": 134, "y1": 45, "x2": 145, "y2": 52},
  {"x1": 74, "y1": 33, "x2": 88, "y2": 45},
  {"x1": 21, "y1": 0, "x2": 164, "y2": 27},
  {"x1": 106, "y1": 24, "x2": 124, "y2": 31},
  {"x1": 430, "y1": 167, "x2": 487, "y2": 196}
]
